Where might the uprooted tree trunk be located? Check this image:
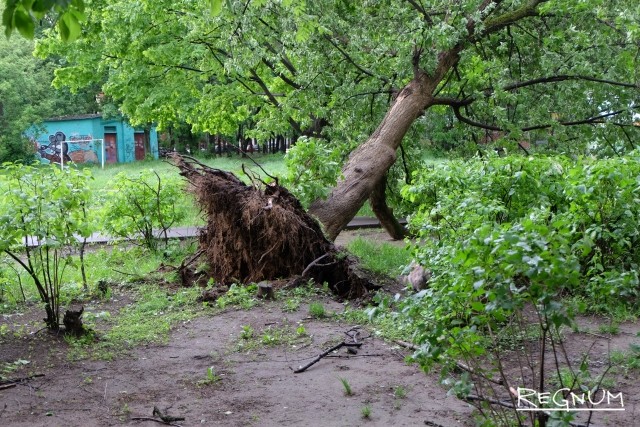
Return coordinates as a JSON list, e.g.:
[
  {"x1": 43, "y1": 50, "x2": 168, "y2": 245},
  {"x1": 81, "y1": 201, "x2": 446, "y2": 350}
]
[
  {"x1": 173, "y1": 155, "x2": 377, "y2": 298},
  {"x1": 307, "y1": 2, "x2": 542, "y2": 241},
  {"x1": 308, "y1": 54, "x2": 461, "y2": 240}
]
